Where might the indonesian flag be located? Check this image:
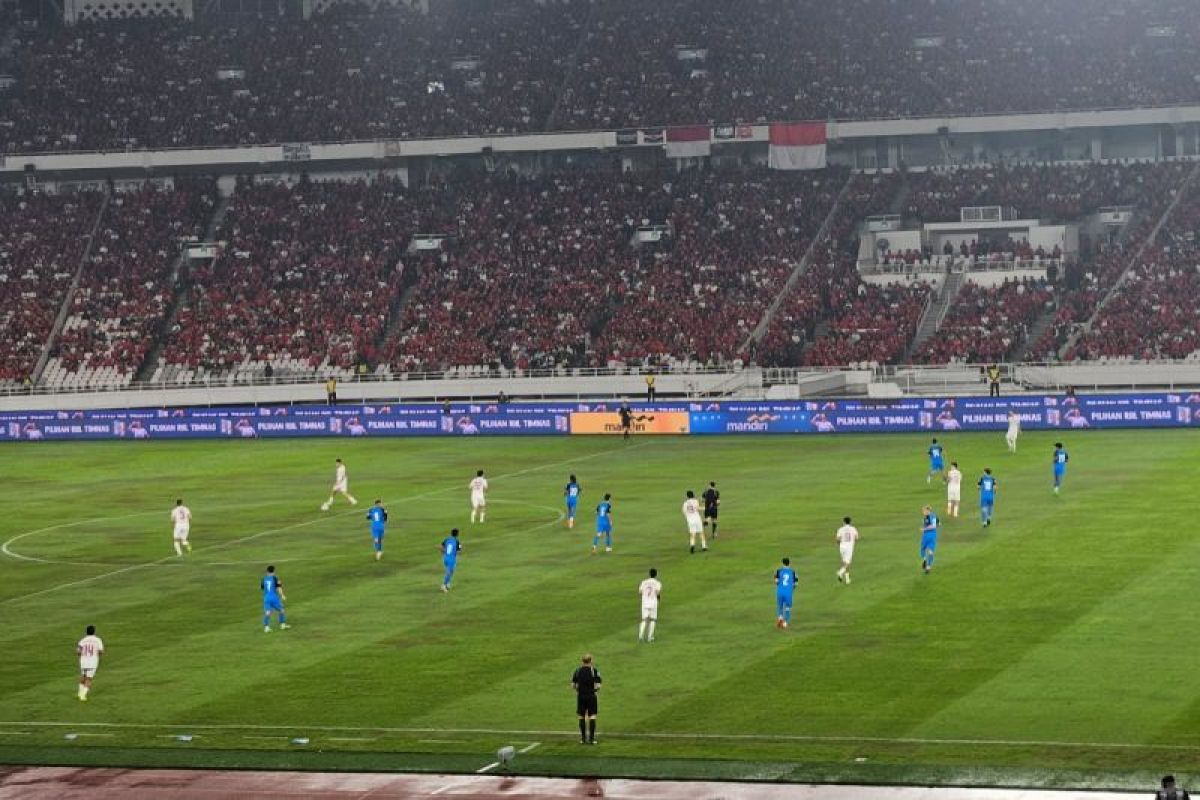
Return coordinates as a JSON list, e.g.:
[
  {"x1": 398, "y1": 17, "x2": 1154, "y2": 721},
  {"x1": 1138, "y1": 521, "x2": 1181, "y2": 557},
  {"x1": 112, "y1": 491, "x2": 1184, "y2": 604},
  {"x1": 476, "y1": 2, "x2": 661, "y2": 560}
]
[
  {"x1": 768, "y1": 122, "x2": 827, "y2": 170},
  {"x1": 664, "y1": 125, "x2": 712, "y2": 158}
]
